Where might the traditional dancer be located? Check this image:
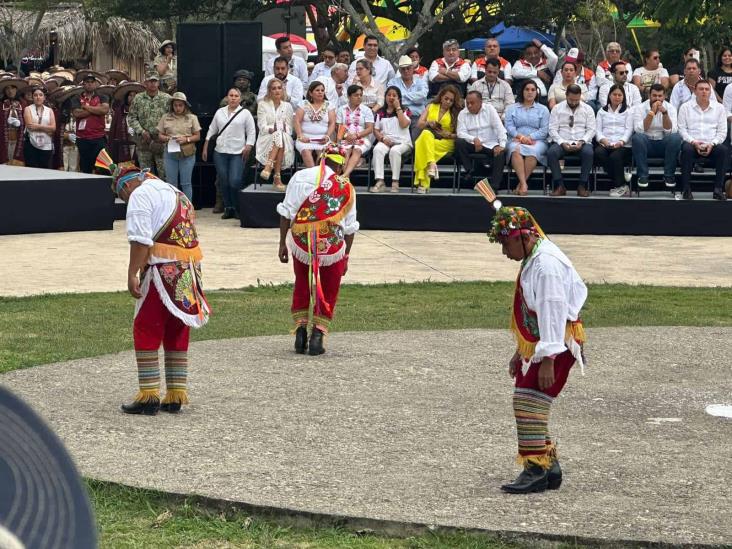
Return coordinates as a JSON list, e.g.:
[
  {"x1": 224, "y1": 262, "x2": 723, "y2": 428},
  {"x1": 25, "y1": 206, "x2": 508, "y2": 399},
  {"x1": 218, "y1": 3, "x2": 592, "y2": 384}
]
[
  {"x1": 478, "y1": 181, "x2": 587, "y2": 493},
  {"x1": 97, "y1": 150, "x2": 210, "y2": 415},
  {"x1": 277, "y1": 144, "x2": 358, "y2": 355}
]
